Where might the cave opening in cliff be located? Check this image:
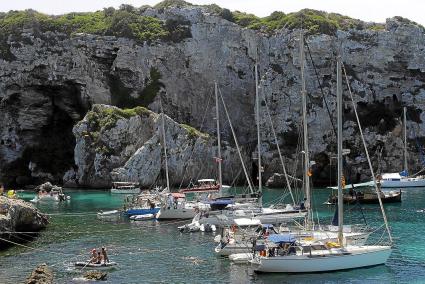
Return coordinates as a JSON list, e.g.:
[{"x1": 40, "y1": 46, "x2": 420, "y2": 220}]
[{"x1": 6, "y1": 83, "x2": 88, "y2": 187}]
